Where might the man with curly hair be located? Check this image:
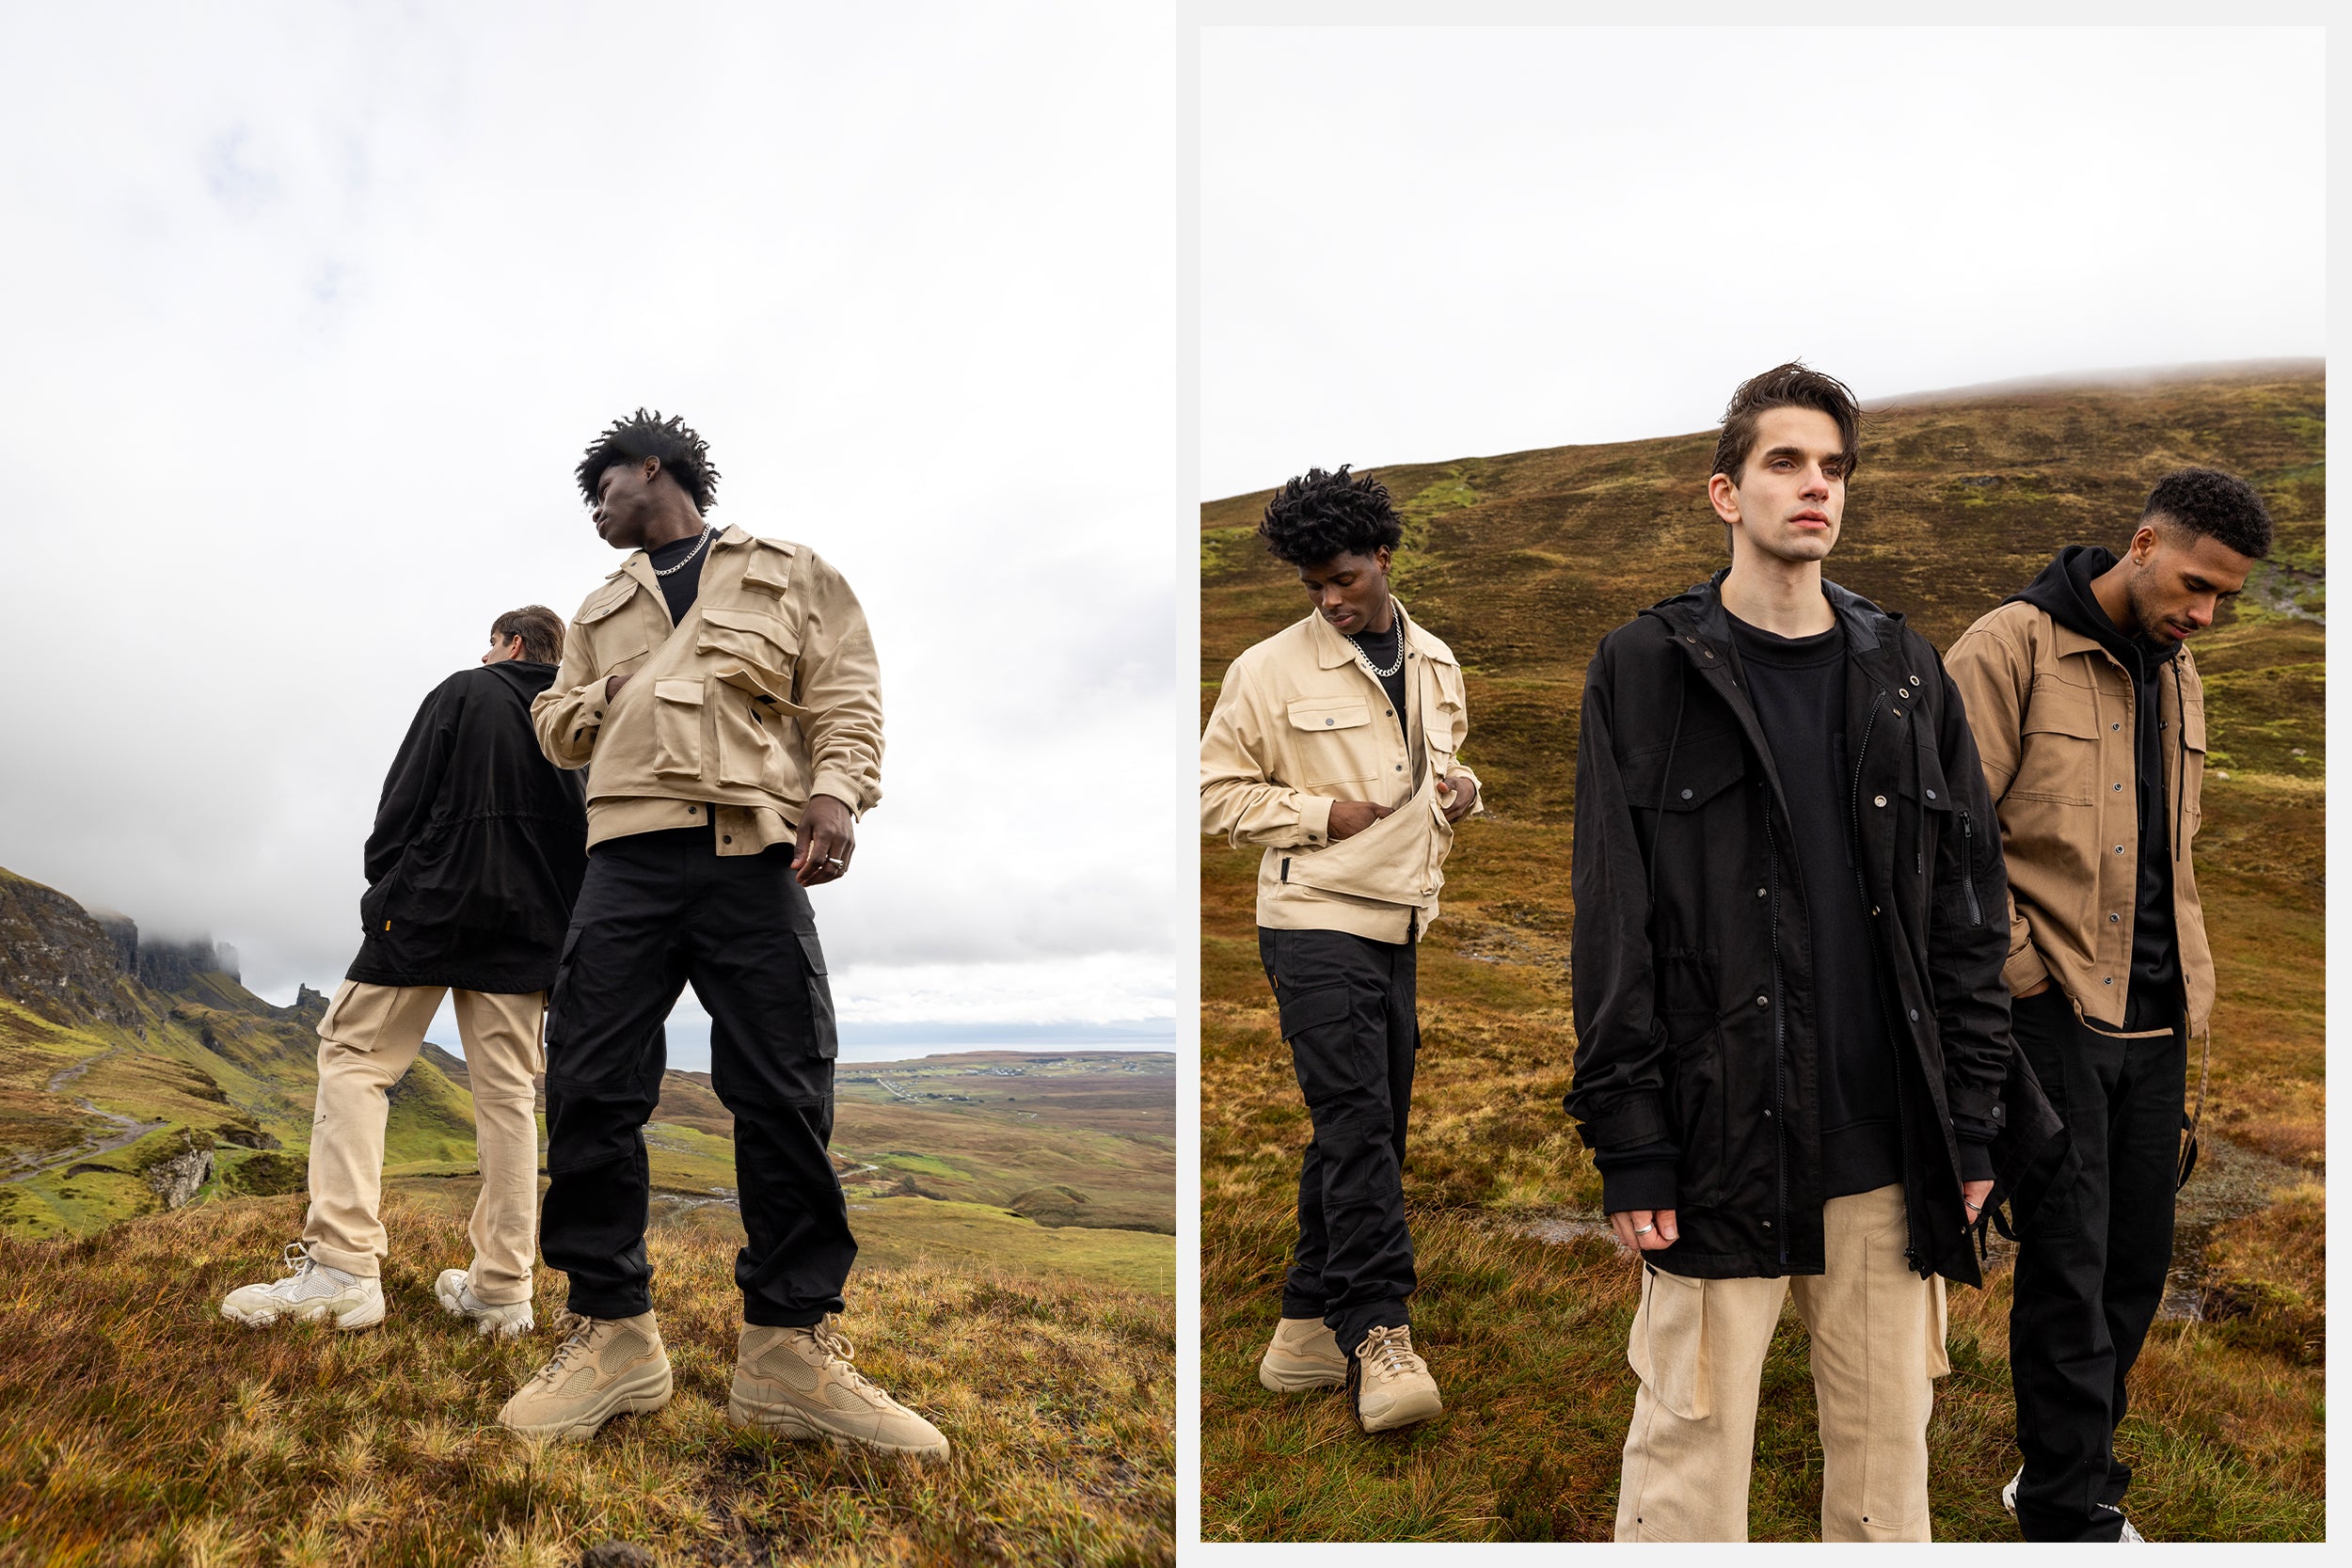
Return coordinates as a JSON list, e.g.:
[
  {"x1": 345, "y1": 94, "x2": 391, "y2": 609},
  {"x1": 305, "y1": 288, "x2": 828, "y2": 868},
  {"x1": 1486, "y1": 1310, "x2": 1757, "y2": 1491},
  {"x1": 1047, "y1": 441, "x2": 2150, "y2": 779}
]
[
  {"x1": 500, "y1": 410, "x2": 946, "y2": 1460},
  {"x1": 1946, "y1": 468, "x2": 2270, "y2": 1542},
  {"x1": 1200, "y1": 466, "x2": 1483, "y2": 1433}
]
